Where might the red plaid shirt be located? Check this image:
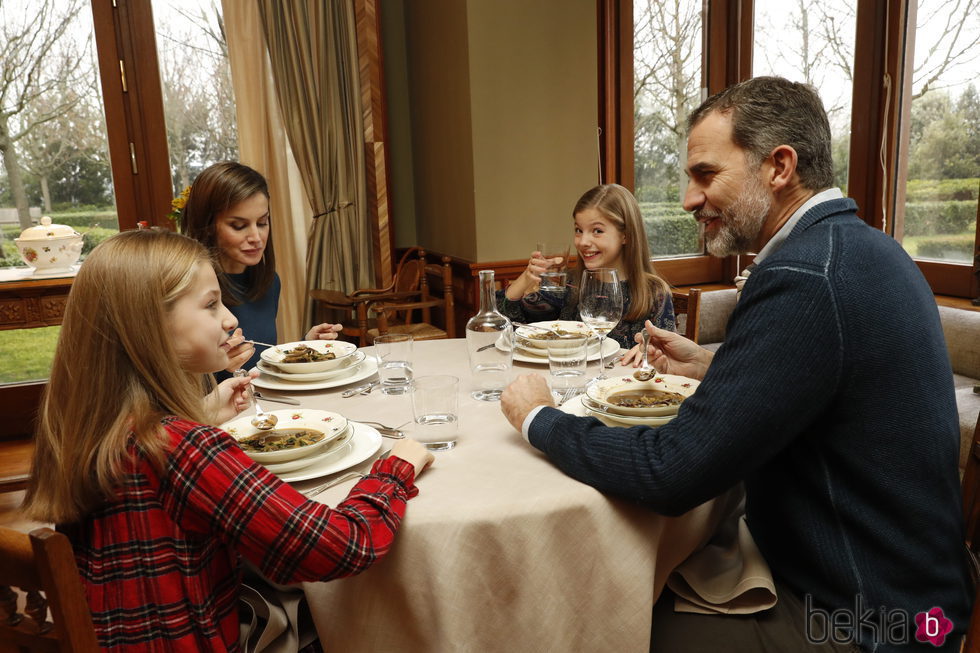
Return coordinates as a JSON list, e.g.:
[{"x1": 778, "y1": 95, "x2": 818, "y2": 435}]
[{"x1": 60, "y1": 416, "x2": 418, "y2": 652}]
